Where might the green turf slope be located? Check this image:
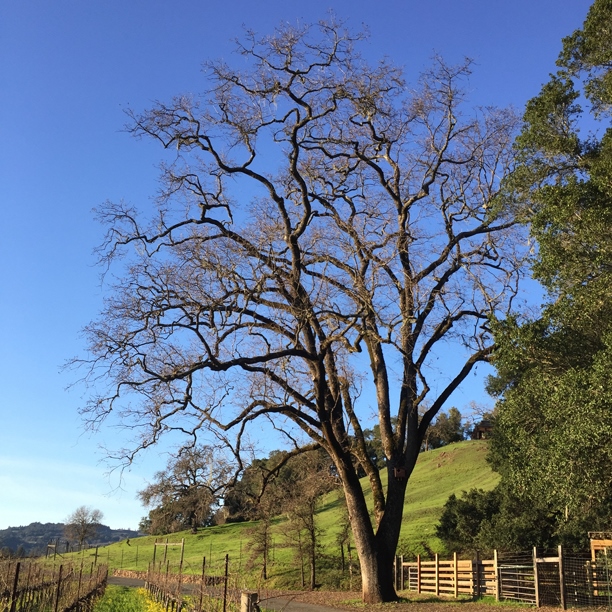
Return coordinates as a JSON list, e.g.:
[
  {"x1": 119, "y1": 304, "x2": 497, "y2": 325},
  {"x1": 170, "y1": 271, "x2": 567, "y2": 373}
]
[
  {"x1": 396, "y1": 439, "x2": 498, "y2": 554},
  {"x1": 315, "y1": 439, "x2": 498, "y2": 556}
]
